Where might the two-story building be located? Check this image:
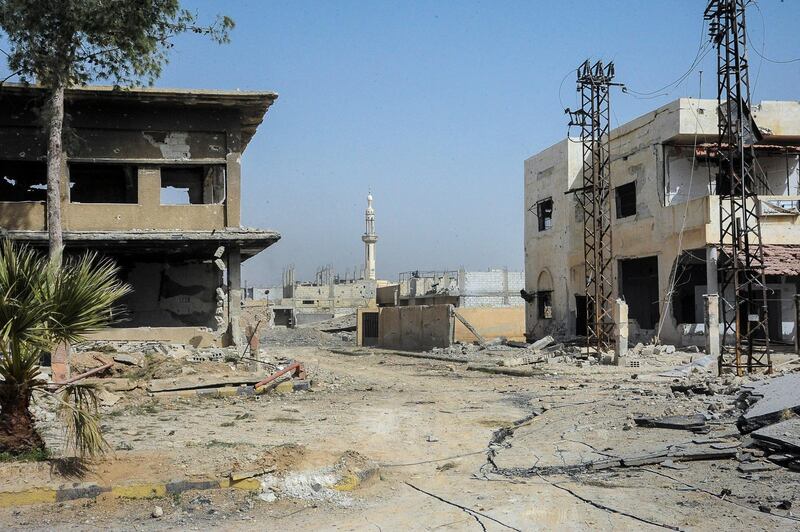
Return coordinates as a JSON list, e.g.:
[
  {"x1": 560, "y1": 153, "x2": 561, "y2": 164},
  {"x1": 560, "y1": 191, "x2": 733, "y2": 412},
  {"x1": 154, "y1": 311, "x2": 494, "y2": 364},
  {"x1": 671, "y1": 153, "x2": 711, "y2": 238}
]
[
  {"x1": 0, "y1": 84, "x2": 280, "y2": 347},
  {"x1": 524, "y1": 98, "x2": 800, "y2": 347}
]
